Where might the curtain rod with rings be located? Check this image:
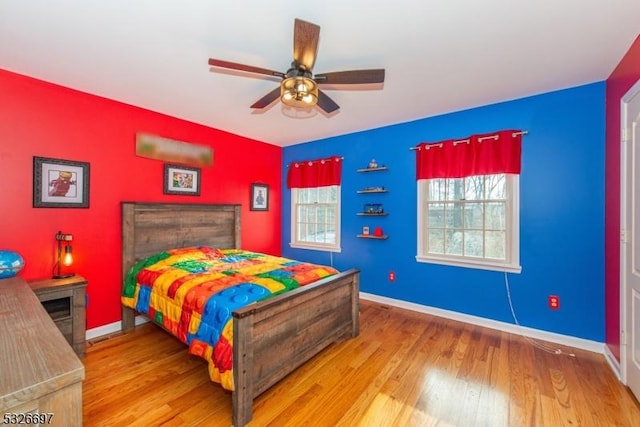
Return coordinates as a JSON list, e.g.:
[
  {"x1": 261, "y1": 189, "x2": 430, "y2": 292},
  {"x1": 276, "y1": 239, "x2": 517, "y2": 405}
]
[
  {"x1": 408, "y1": 130, "x2": 528, "y2": 151},
  {"x1": 287, "y1": 156, "x2": 344, "y2": 167}
]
